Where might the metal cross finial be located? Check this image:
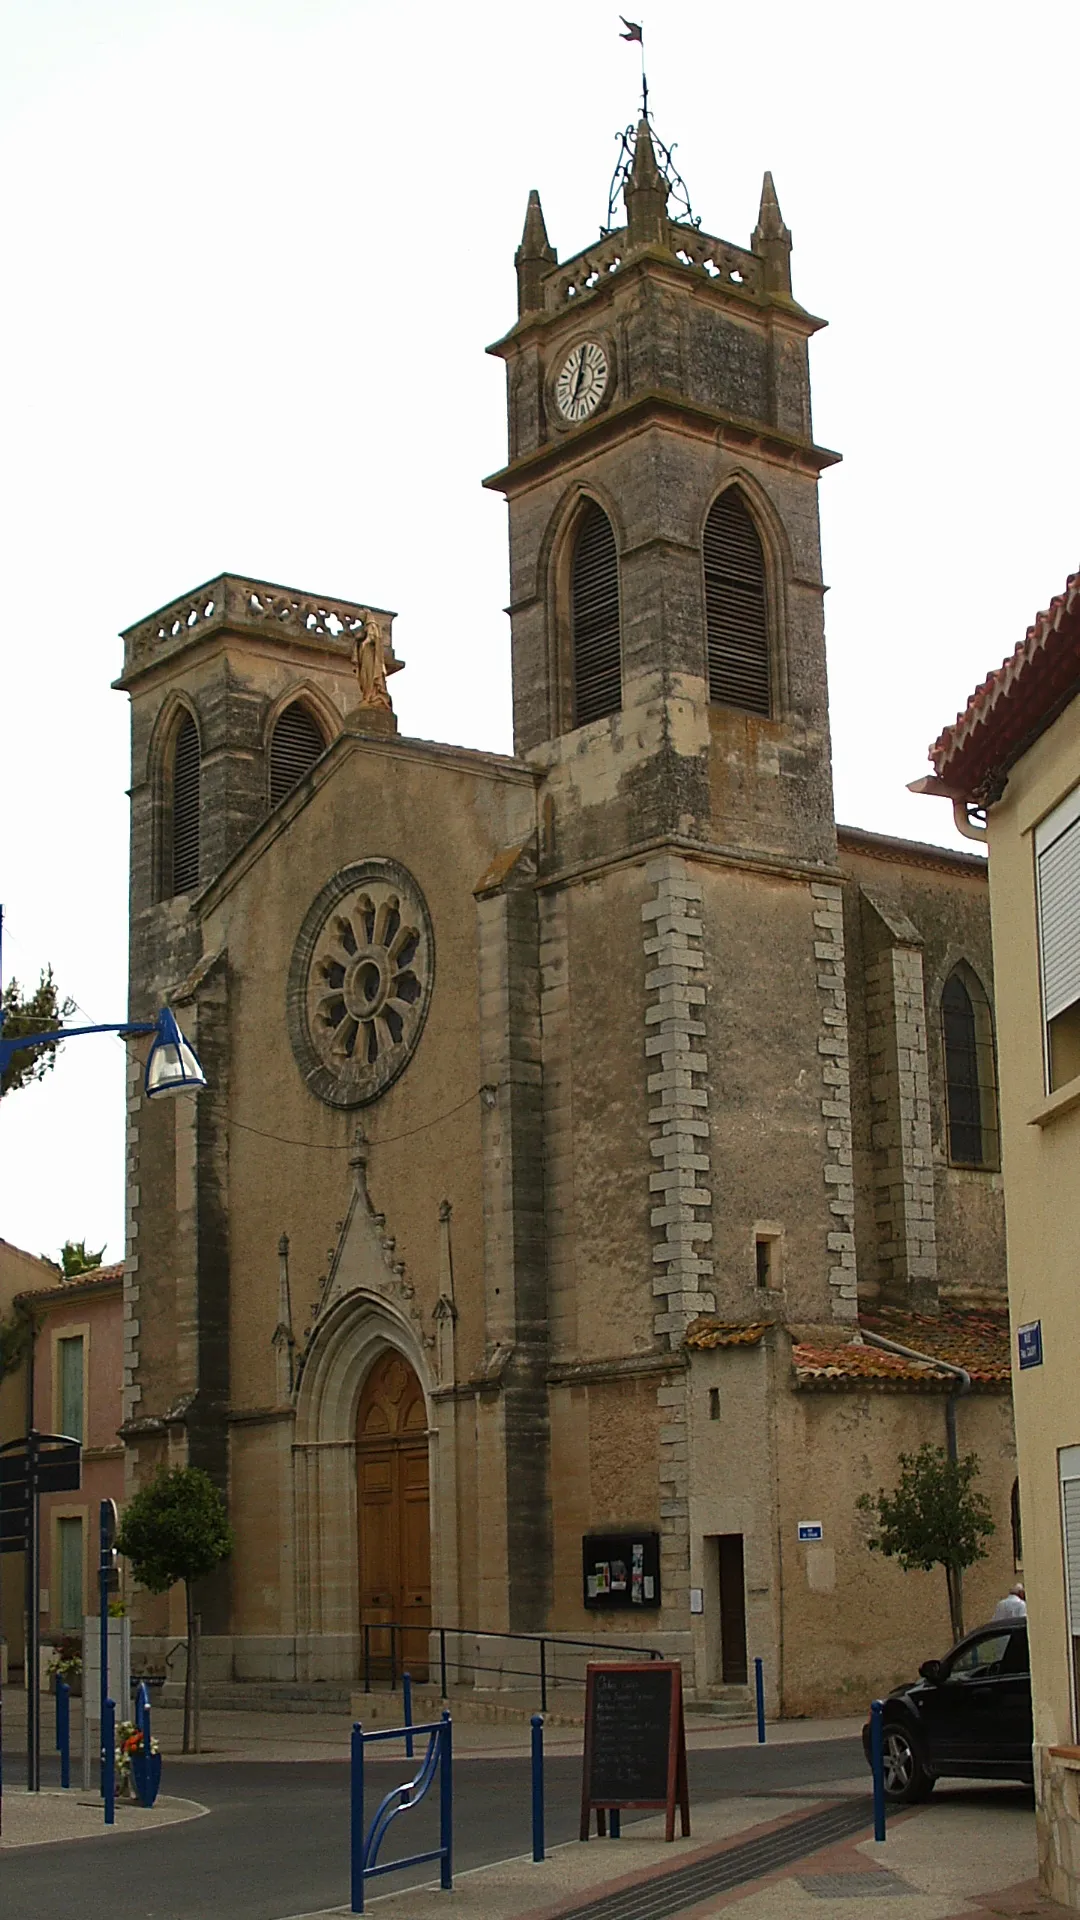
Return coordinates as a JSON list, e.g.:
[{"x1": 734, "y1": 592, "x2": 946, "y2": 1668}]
[{"x1": 605, "y1": 118, "x2": 700, "y2": 236}]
